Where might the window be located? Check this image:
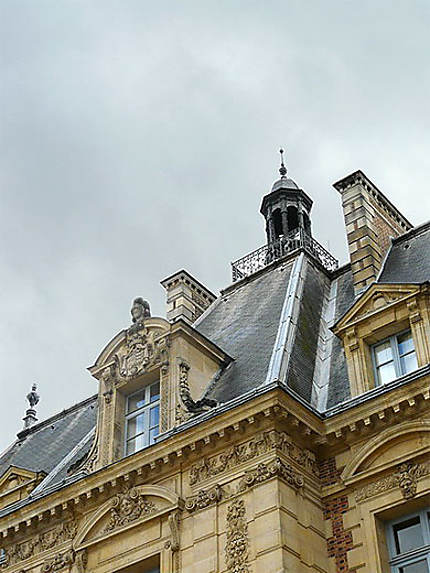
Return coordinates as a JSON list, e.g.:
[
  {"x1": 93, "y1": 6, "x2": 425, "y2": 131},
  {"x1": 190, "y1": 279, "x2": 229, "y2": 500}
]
[
  {"x1": 125, "y1": 381, "x2": 160, "y2": 455},
  {"x1": 387, "y1": 510, "x2": 430, "y2": 572},
  {"x1": 0, "y1": 549, "x2": 6, "y2": 565},
  {"x1": 272, "y1": 208, "x2": 283, "y2": 237},
  {"x1": 372, "y1": 330, "x2": 418, "y2": 385}
]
